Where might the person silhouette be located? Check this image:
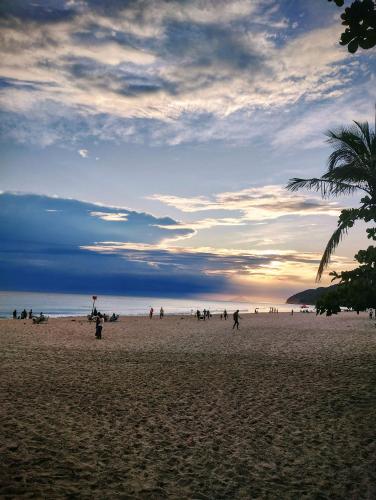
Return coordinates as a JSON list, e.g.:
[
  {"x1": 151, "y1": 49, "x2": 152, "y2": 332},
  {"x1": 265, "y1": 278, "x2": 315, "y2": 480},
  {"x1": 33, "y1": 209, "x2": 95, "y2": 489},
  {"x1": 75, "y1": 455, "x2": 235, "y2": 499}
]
[
  {"x1": 232, "y1": 310, "x2": 240, "y2": 330},
  {"x1": 95, "y1": 314, "x2": 104, "y2": 339}
]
